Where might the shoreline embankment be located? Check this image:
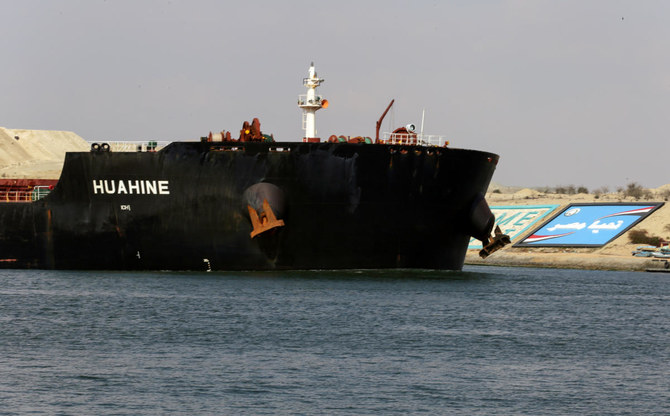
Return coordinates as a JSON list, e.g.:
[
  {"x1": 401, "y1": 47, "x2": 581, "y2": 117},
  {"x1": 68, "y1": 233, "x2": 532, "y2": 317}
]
[{"x1": 465, "y1": 250, "x2": 667, "y2": 272}]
